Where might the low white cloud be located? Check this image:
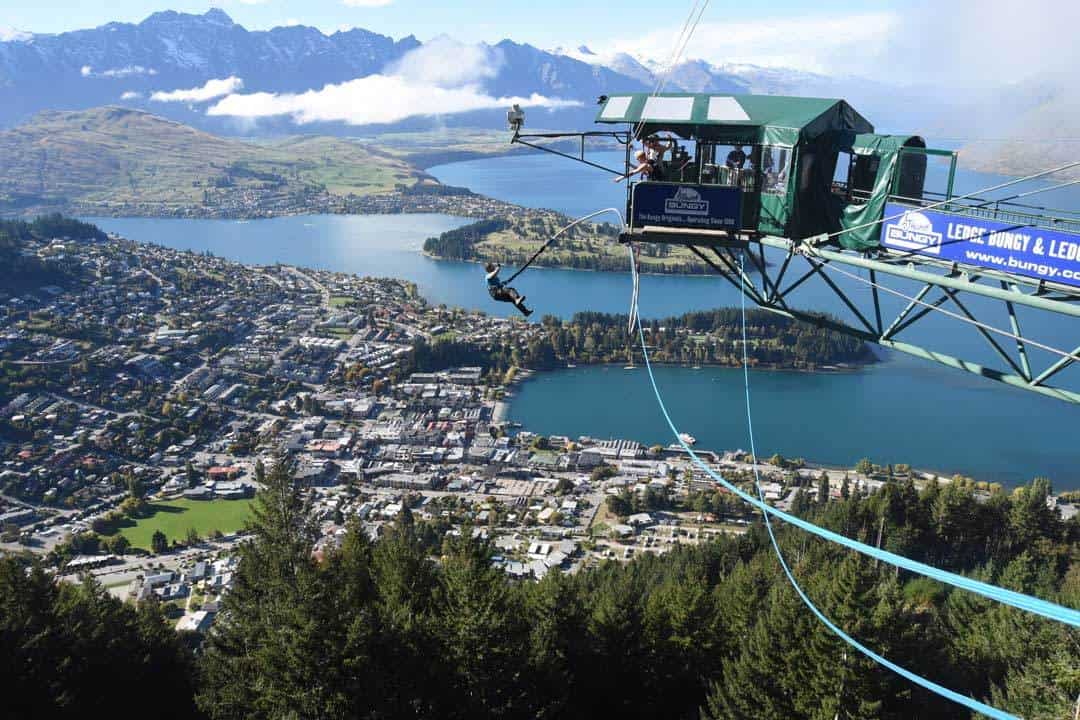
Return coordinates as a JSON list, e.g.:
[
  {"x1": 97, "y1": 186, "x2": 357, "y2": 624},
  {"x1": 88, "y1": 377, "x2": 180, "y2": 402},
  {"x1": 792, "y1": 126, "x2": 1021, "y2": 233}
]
[
  {"x1": 0, "y1": 27, "x2": 31, "y2": 42},
  {"x1": 879, "y1": 0, "x2": 1080, "y2": 86},
  {"x1": 601, "y1": 13, "x2": 897, "y2": 76},
  {"x1": 388, "y1": 36, "x2": 500, "y2": 88},
  {"x1": 207, "y1": 39, "x2": 578, "y2": 126},
  {"x1": 82, "y1": 65, "x2": 158, "y2": 79},
  {"x1": 102, "y1": 65, "x2": 157, "y2": 78},
  {"x1": 594, "y1": 1, "x2": 1080, "y2": 89},
  {"x1": 120, "y1": 91, "x2": 142, "y2": 100},
  {"x1": 208, "y1": 76, "x2": 578, "y2": 125},
  {"x1": 342, "y1": 0, "x2": 394, "y2": 6},
  {"x1": 151, "y1": 77, "x2": 245, "y2": 103}
]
